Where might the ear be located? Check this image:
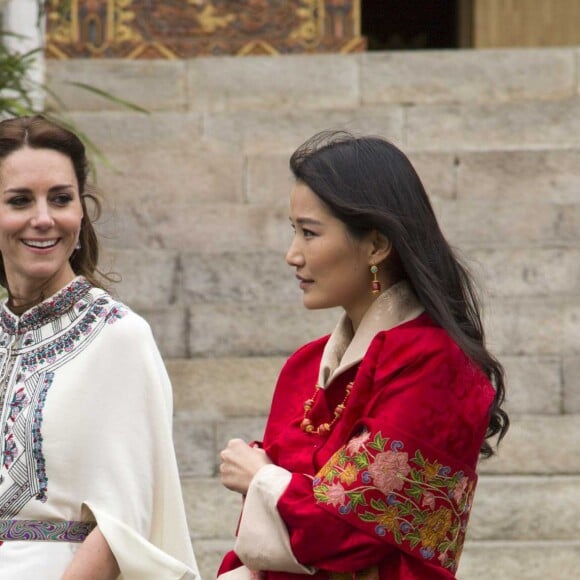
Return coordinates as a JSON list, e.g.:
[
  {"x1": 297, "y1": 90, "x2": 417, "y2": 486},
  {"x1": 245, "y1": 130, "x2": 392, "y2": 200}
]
[{"x1": 367, "y1": 230, "x2": 392, "y2": 265}]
